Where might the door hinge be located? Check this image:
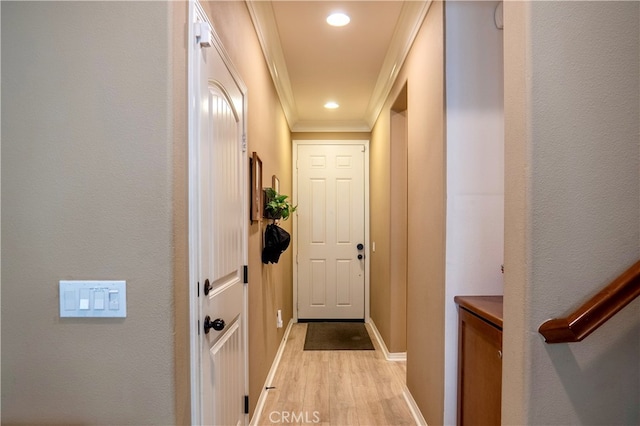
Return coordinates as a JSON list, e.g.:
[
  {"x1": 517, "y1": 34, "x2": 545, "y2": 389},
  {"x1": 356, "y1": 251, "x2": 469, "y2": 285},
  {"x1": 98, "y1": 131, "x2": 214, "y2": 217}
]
[
  {"x1": 197, "y1": 319, "x2": 200, "y2": 335},
  {"x1": 242, "y1": 134, "x2": 247, "y2": 153},
  {"x1": 195, "y1": 22, "x2": 212, "y2": 48},
  {"x1": 244, "y1": 395, "x2": 249, "y2": 414},
  {"x1": 243, "y1": 265, "x2": 248, "y2": 284},
  {"x1": 197, "y1": 281, "x2": 200, "y2": 297}
]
